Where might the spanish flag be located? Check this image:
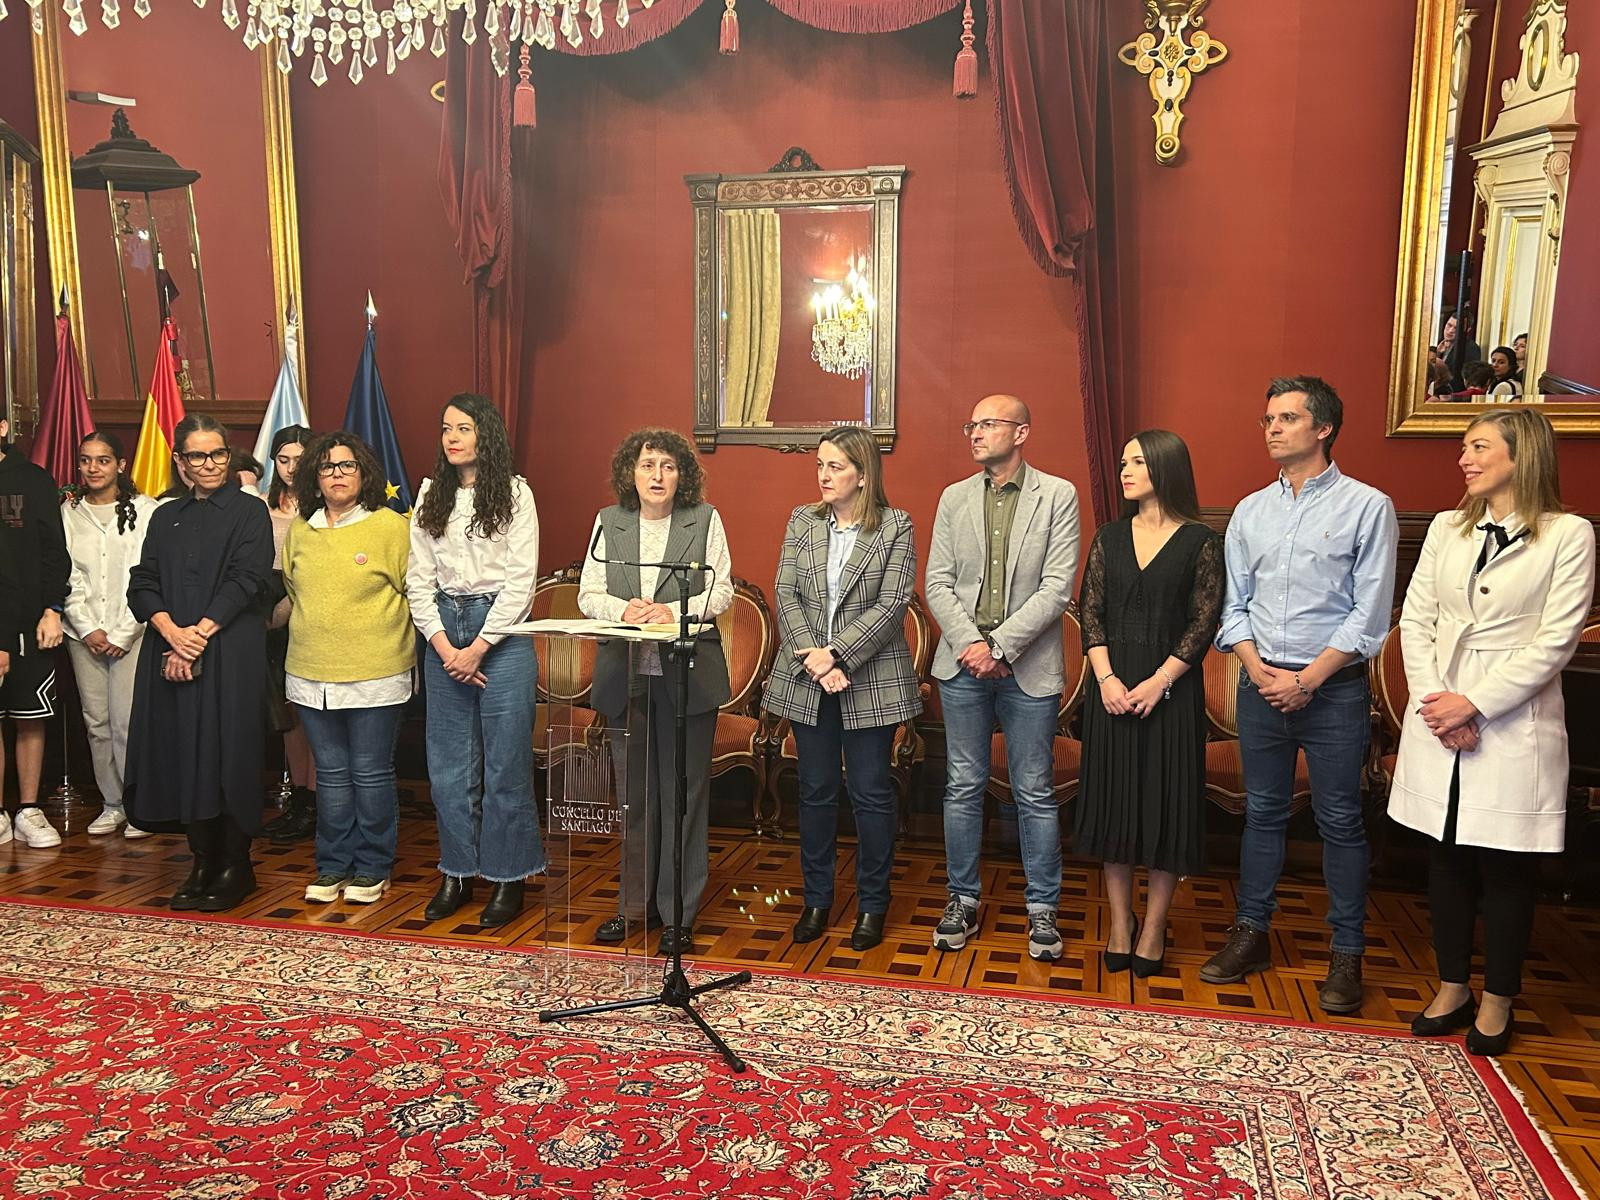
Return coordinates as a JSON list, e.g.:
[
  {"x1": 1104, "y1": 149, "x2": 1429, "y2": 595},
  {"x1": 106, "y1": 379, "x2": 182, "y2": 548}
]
[{"x1": 130, "y1": 318, "x2": 186, "y2": 497}]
